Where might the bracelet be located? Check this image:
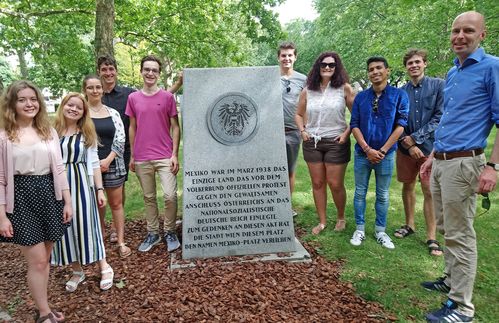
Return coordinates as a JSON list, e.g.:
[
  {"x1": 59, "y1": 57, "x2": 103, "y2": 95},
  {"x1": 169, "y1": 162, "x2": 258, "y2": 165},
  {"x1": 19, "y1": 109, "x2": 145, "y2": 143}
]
[
  {"x1": 362, "y1": 145, "x2": 371, "y2": 152},
  {"x1": 408, "y1": 145, "x2": 416, "y2": 150},
  {"x1": 96, "y1": 187, "x2": 105, "y2": 191}
]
